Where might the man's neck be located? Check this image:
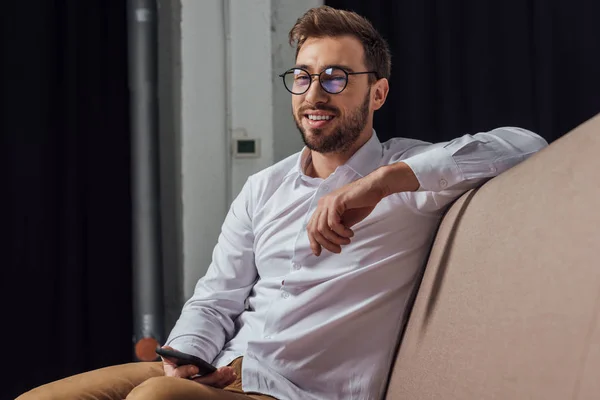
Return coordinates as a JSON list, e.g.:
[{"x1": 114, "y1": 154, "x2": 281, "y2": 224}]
[{"x1": 306, "y1": 130, "x2": 373, "y2": 179}]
